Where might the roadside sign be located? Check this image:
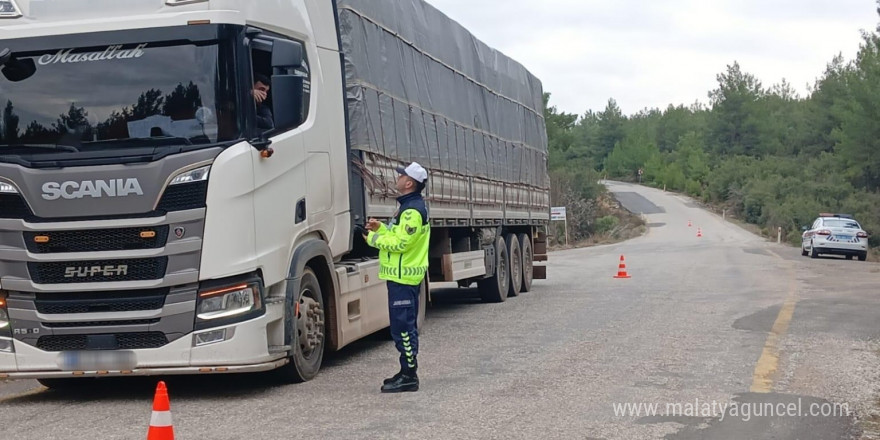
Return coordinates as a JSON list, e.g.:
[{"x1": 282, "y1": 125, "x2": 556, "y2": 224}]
[
  {"x1": 551, "y1": 207, "x2": 569, "y2": 245},
  {"x1": 551, "y1": 207, "x2": 567, "y2": 221}
]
